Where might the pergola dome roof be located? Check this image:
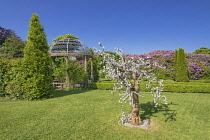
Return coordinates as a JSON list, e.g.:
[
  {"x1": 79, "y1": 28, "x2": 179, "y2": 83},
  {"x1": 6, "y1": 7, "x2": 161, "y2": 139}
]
[{"x1": 50, "y1": 38, "x2": 91, "y2": 56}]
